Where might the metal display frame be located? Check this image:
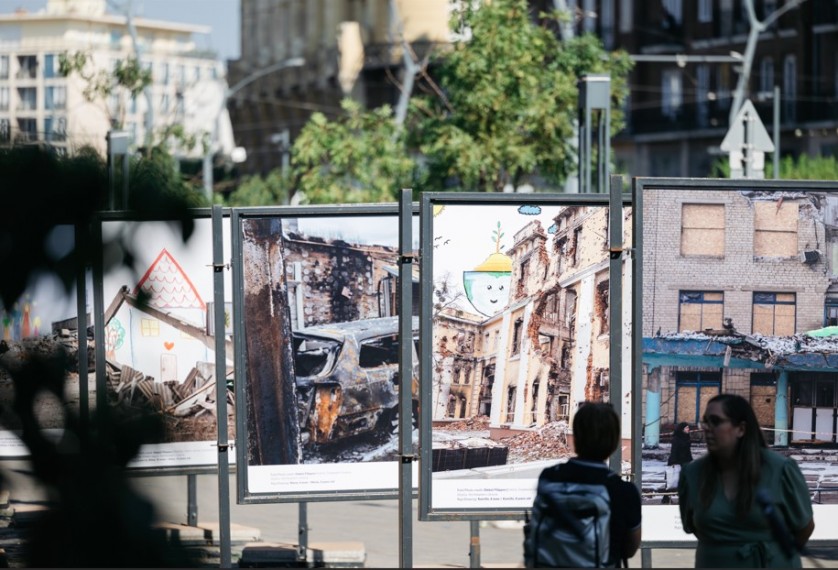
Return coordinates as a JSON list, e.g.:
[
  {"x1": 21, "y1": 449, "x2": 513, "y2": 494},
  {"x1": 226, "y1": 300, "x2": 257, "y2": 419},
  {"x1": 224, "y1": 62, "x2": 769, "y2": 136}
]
[
  {"x1": 231, "y1": 203, "x2": 421, "y2": 504},
  {"x1": 631, "y1": 177, "x2": 838, "y2": 501},
  {"x1": 89, "y1": 209, "x2": 234, "y2": 475},
  {"x1": 418, "y1": 191, "x2": 631, "y2": 521}
]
